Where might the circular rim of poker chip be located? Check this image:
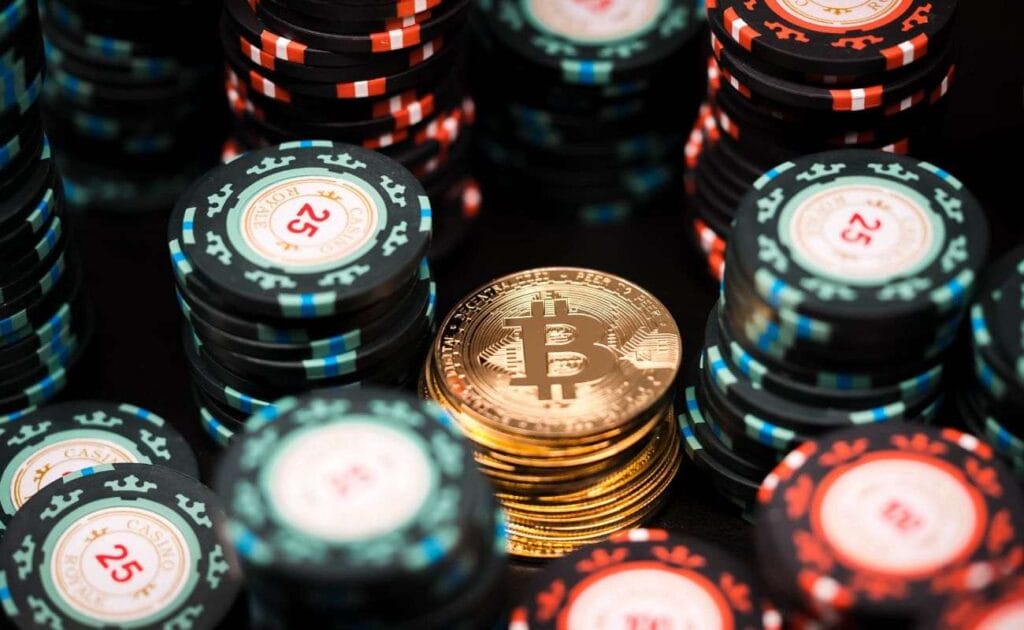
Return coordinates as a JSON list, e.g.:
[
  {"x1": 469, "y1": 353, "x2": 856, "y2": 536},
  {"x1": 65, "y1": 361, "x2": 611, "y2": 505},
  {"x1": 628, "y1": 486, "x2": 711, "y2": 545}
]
[
  {"x1": 202, "y1": 277, "x2": 435, "y2": 388},
  {"x1": 922, "y1": 574, "x2": 1024, "y2": 630},
  {"x1": 706, "y1": 0, "x2": 959, "y2": 77},
  {"x1": 729, "y1": 149, "x2": 989, "y2": 325},
  {"x1": 184, "y1": 259, "x2": 434, "y2": 362},
  {"x1": 168, "y1": 140, "x2": 431, "y2": 320},
  {"x1": 173, "y1": 256, "x2": 426, "y2": 345},
  {"x1": 512, "y1": 528, "x2": 778, "y2": 629},
  {"x1": 701, "y1": 312, "x2": 941, "y2": 434},
  {"x1": 252, "y1": 0, "x2": 469, "y2": 54},
  {"x1": 223, "y1": 29, "x2": 460, "y2": 103},
  {"x1": 0, "y1": 400, "x2": 199, "y2": 525},
  {"x1": 754, "y1": 421, "x2": 1024, "y2": 620},
  {"x1": 682, "y1": 384, "x2": 773, "y2": 482},
  {"x1": 284, "y1": 0, "x2": 443, "y2": 21},
  {"x1": 0, "y1": 463, "x2": 241, "y2": 630},
  {"x1": 713, "y1": 39, "x2": 956, "y2": 115},
  {"x1": 479, "y1": 0, "x2": 703, "y2": 85},
  {"x1": 710, "y1": 302, "x2": 944, "y2": 407},
  {"x1": 221, "y1": 19, "x2": 448, "y2": 85},
  {"x1": 213, "y1": 386, "x2": 482, "y2": 585}
]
